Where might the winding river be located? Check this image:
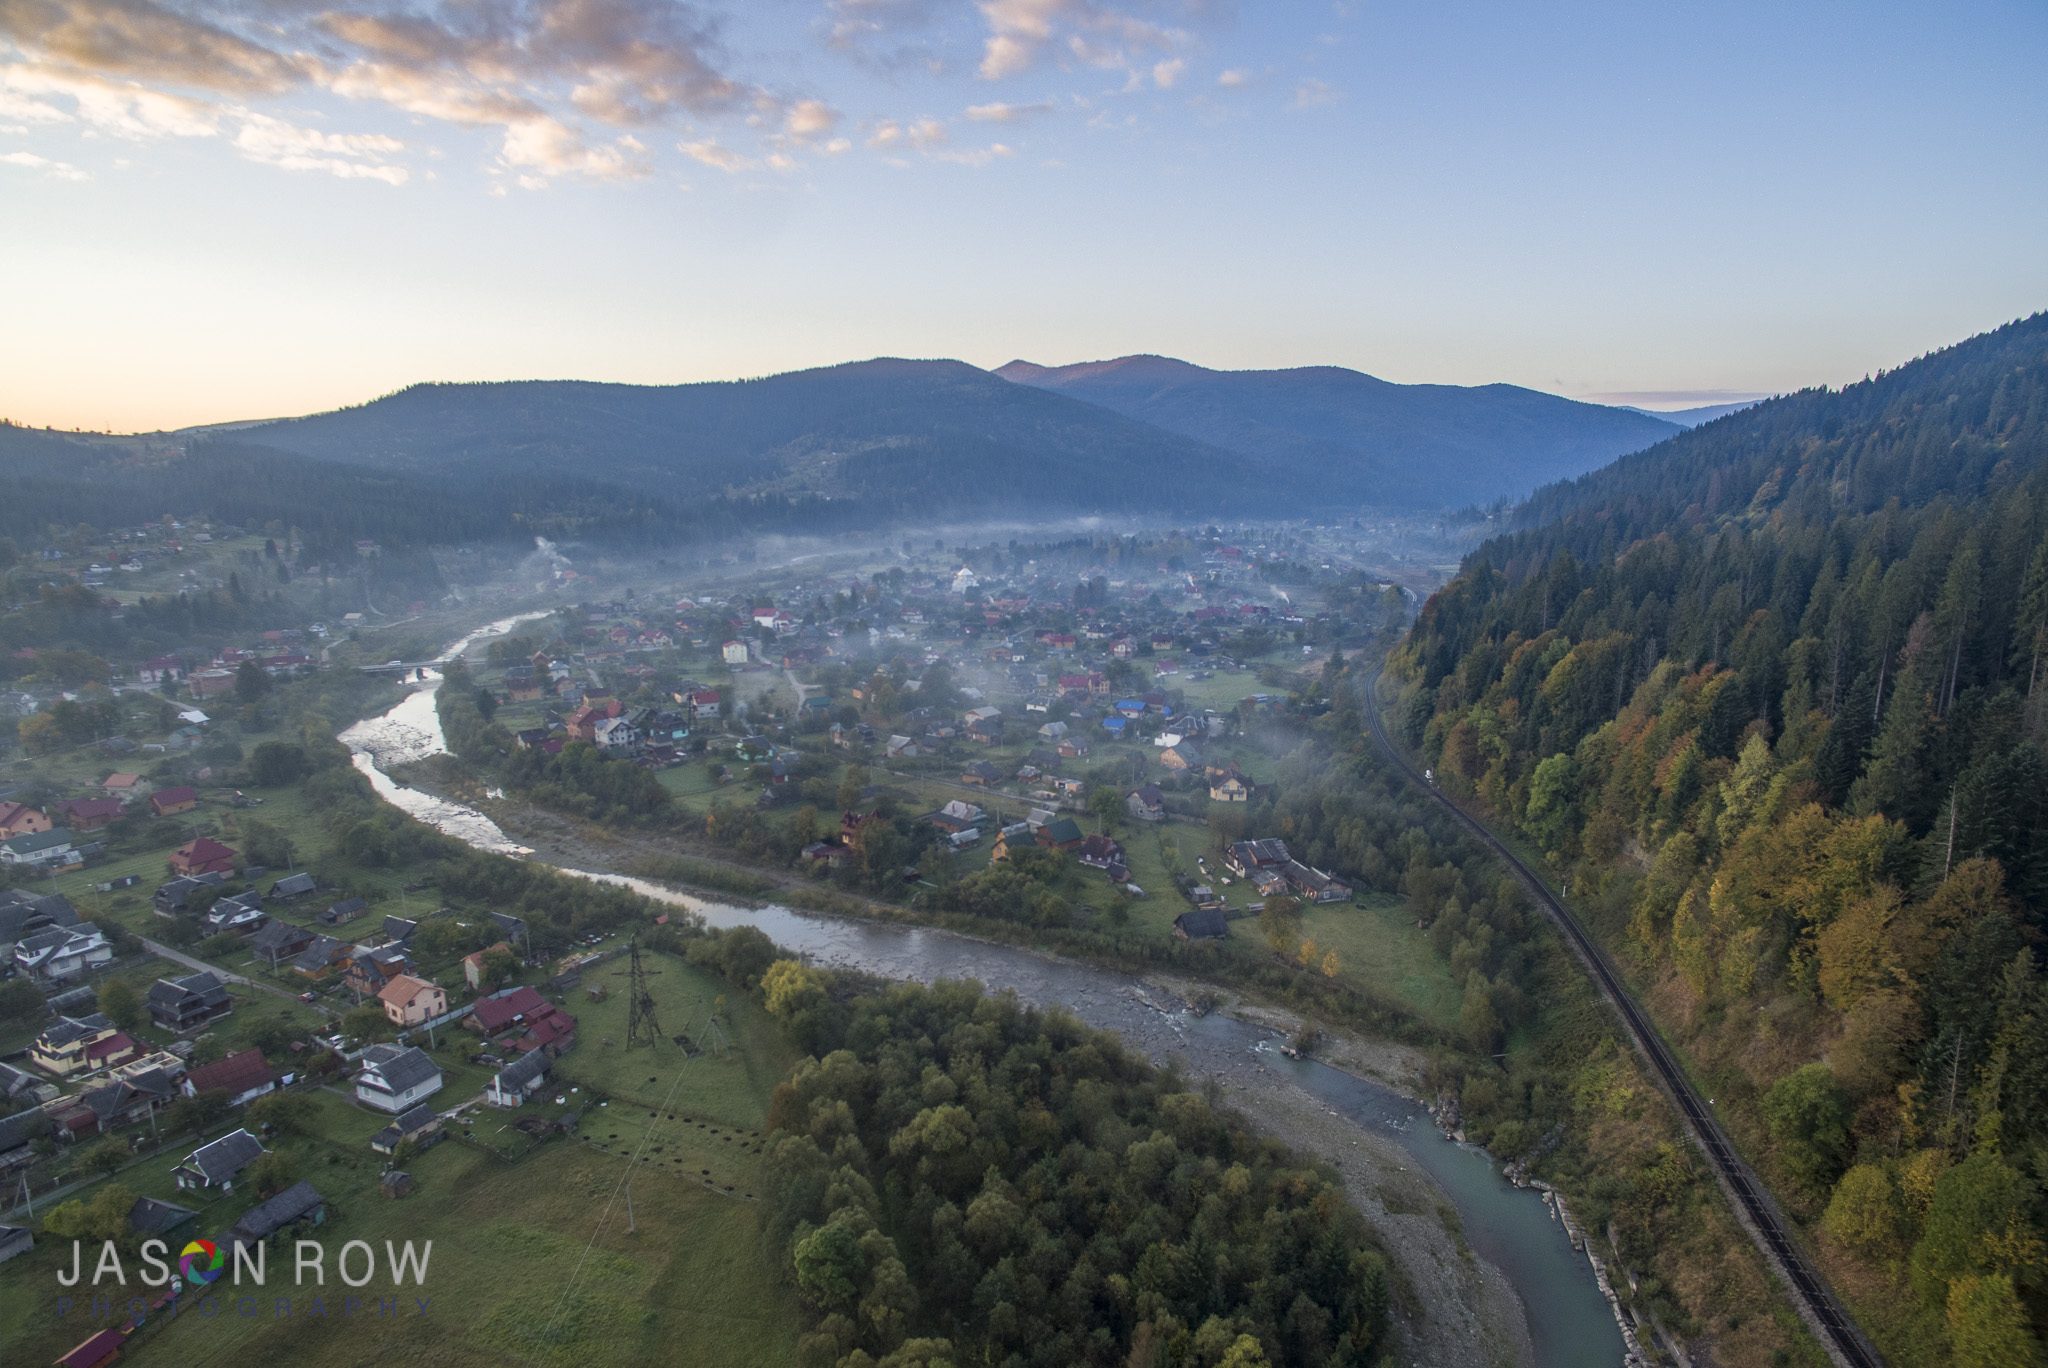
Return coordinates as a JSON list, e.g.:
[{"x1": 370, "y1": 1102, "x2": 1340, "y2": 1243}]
[{"x1": 339, "y1": 615, "x2": 1627, "y2": 1368}]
